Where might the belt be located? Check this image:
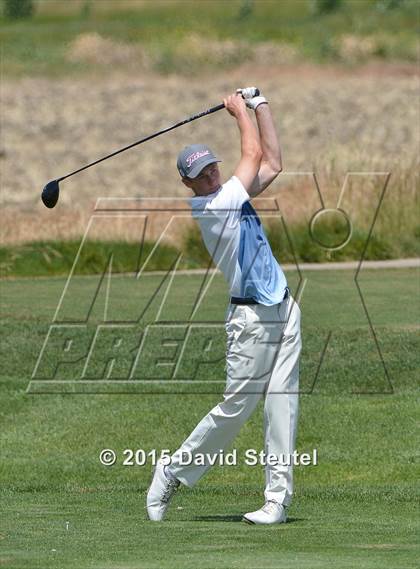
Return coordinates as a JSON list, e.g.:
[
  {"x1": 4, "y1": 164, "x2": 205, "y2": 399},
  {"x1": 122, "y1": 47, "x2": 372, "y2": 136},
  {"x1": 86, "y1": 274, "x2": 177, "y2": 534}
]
[{"x1": 230, "y1": 287, "x2": 289, "y2": 306}]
